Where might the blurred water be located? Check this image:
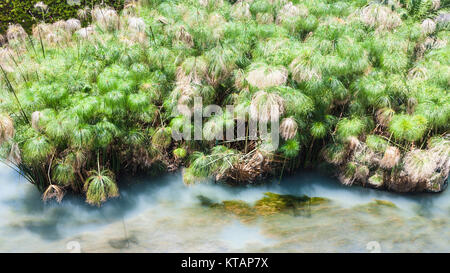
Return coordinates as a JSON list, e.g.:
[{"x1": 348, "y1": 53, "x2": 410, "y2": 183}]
[{"x1": 0, "y1": 163, "x2": 448, "y2": 252}]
